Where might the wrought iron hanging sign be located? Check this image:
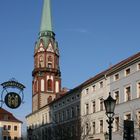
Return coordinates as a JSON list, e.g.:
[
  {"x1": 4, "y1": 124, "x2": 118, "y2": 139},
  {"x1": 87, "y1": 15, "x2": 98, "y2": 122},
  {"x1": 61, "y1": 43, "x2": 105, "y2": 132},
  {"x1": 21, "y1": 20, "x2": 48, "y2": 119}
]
[{"x1": 0, "y1": 78, "x2": 25, "y2": 109}]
